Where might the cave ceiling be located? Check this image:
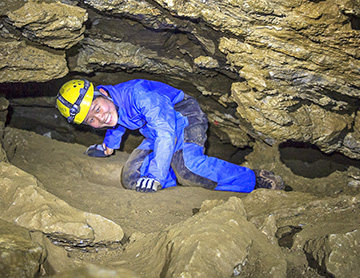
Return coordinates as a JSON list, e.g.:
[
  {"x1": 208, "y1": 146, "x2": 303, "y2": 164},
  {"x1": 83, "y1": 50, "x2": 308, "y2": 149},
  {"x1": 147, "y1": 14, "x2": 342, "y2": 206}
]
[{"x1": 0, "y1": 0, "x2": 360, "y2": 159}]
